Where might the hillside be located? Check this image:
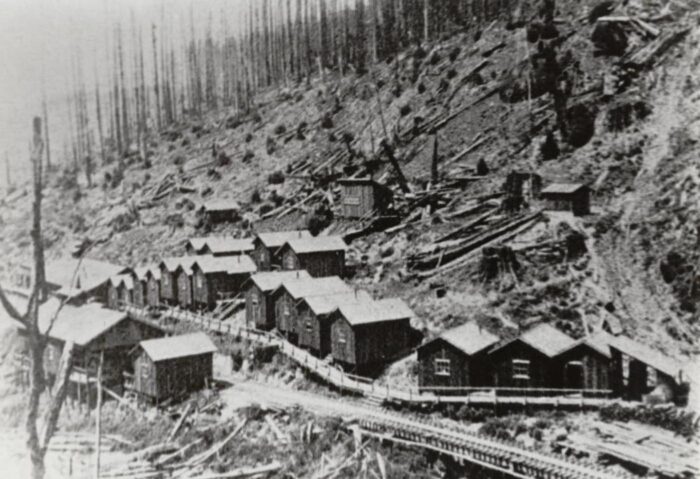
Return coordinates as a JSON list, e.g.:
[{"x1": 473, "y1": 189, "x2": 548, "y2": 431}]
[{"x1": 1, "y1": 0, "x2": 698, "y2": 386}]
